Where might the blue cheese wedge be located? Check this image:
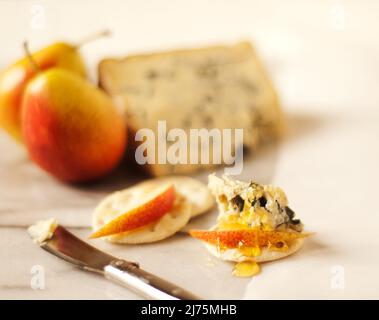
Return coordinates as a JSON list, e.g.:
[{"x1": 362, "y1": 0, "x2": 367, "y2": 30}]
[{"x1": 99, "y1": 42, "x2": 282, "y2": 176}]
